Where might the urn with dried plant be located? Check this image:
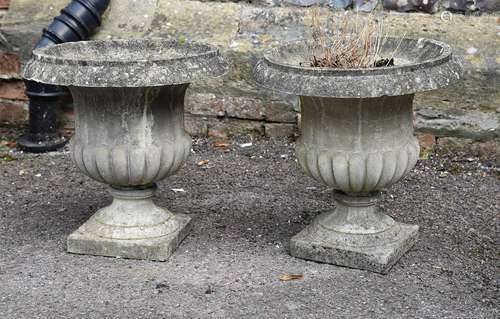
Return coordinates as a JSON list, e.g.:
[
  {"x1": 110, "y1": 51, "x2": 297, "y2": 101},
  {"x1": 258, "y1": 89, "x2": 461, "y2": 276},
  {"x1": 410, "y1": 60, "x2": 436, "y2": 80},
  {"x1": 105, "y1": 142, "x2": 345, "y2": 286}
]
[{"x1": 254, "y1": 13, "x2": 462, "y2": 273}]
